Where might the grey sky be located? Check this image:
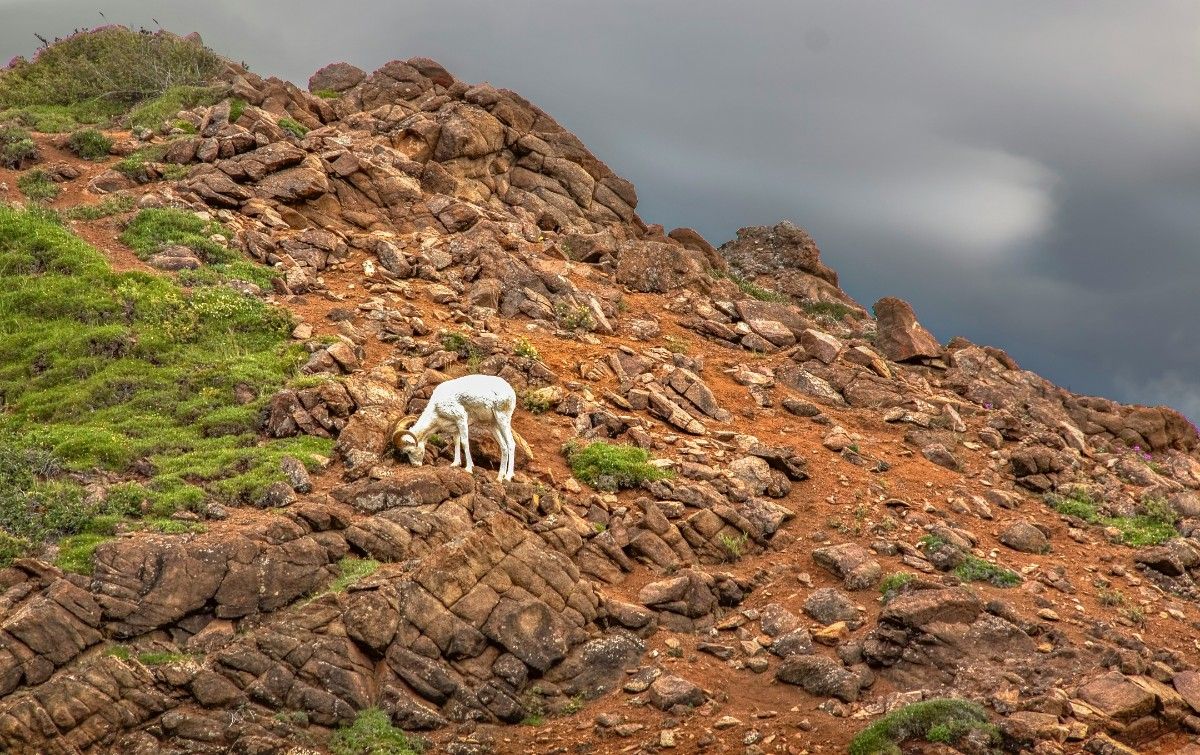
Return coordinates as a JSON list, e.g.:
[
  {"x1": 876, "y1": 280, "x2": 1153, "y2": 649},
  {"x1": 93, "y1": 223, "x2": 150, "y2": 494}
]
[{"x1": 3, "y1": 1, "x2": 1198, "y2": 417}]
